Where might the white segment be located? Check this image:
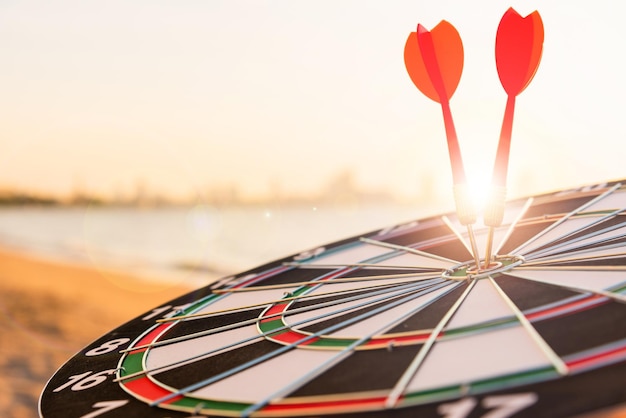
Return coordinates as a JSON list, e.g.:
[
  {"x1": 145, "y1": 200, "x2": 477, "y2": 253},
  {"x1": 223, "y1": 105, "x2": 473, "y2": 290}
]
[
  {"x1": 531, "y1": 245, "x2": 626, "y2": 264},
  {"x1": 375, "y1": 252, "x2": 455, "y2": 270},
  {"x1": 446, "y1": 279, "x2": 513, "y2": 329},
  {"x1": 329, "y1": 284, "x2": 453, "y2": 337},
  {"x1": 532, "y1": 224, "x2": 626, "y2": 258},
  {"x1": 308, "y1": 243, "x2": 392, "y2": 265},
  {"x1": 190, "y1": 347, "x2": 336, "y2": 403},
  {"x1": 145, "y1": 324, "x2": 259, "y2": 373},
  {"x1": 284, "y1": 277, "x2": 432, "y2": 330},
  {"x1": 407, "y1": 325, "x2": 551, "y2": 392},
  {"x1": 584, "y1": 190, "x2": 626, "y2": 212},
  {"x1": 509, "y1": 269, "x2": 626, "y2": 293},
  {"x1": 519, "y1": 217, "x2": 599, "y2": 255},
  {"x1": 195, "y1": 288, "x2": 291, "y2": 314},
  {"x1": 304, "y1": 277, "x2": 424, "y2": 297}
]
